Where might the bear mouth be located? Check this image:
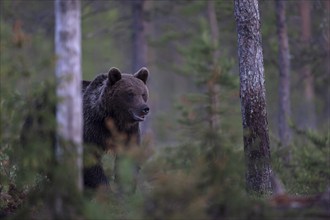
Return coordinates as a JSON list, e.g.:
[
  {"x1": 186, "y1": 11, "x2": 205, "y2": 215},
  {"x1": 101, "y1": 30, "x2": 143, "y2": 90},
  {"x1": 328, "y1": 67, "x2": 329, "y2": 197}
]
[{"x1": 132, "y1": 112, "x2": 146, "y2": 122}]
